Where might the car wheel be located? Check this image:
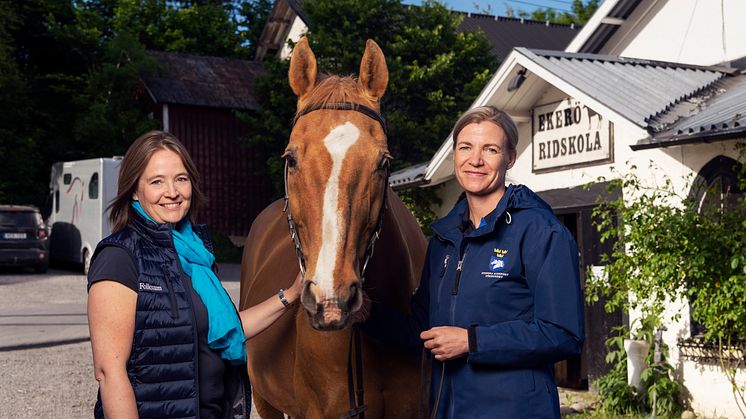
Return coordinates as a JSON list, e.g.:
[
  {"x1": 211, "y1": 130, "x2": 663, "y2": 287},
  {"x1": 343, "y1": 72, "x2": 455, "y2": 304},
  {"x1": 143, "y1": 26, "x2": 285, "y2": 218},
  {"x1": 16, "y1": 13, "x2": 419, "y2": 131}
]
[
  {"x1": 34, "y1": 262, "x2": 49, "y2": 274},
  {"x1": 83, "y1": 249, "x2": 92, "y2": 275}
]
